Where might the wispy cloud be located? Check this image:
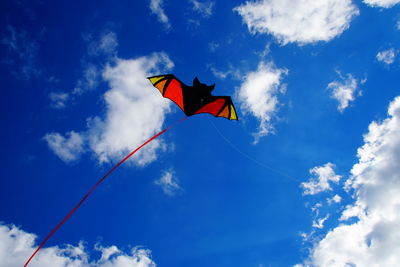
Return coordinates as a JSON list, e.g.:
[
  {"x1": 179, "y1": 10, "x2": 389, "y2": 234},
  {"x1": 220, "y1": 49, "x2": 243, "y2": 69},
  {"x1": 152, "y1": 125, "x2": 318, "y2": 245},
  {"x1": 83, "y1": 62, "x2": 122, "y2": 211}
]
[
  {"x1": 312, "y1": 214, "x2": 330, "y2": 229},
  {"x1": 190, "y1": 0, "x2": 215, "y2": 18},
  {"x1": 363, "y1": 0, "x2": 400, "y2": 8},
  {"x1": 48, "y1": 30, "x2": 118, "y2": 109},
  {"x1": 299, "y1": 96, "x2": 400, "y2": 266},
  {"x1": 376, "y1": 48, "x2": 397, "y2": 65},
  {"x1": 150, "y1": 0, "x2": 171, "y2": 29},
  {"x1": 301, "y1": 163, "x2": 342, "y2": 195},
  {"x1": 327, "y1": 194, "x2": 342, "y2": 205},
  {"x1": 237, "y1": 61, "x2": 288, "y2": 143},
  {"x1": 1, "y1": 25, "x2": 42, "y2": 79},
  {"x1": 208, "y1": 41, "x2": 219, "y2": 52},
  {"x1": 328, "y1": 72, "x2": 361, "y2": 113},
  {"x1": 0, "y1": 222, "x2": 156, "y2": 267},
  {"x1": 49, "y1": 91, "x2": 70, "y2": 109},
  {"x1": 74, "y1": 30, "x2": 119, "y2": 95},
  {"x1": 45, "y1": 52, "x2": 174, "y2": 166},
  {"x1": 154, "y1": 169, "x2": 182, "y2": 196},
  {"x1": 234, "y1": 0, "x2": 359, "y2": 45},
  {"x1": 72, "y1": 63, "x2": 100, "y2": 95},
  {"x1": 209, "y1": 64, "x2": 240, "y2": 80},
  {"x1": 87, "y1": 30, "x2": 118, "y2": 57}
]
